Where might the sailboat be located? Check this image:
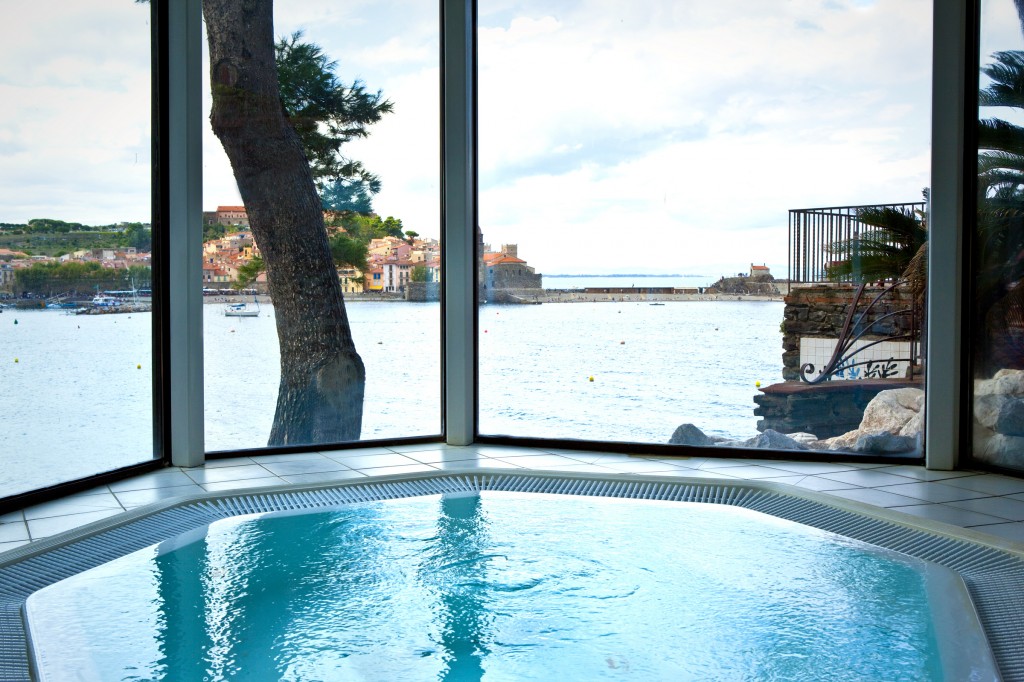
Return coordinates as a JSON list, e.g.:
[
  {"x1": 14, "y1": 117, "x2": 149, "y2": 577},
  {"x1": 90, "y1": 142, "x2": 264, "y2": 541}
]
[{"x1": 224, "y1": 296, "x2": 260, "y2": 317}]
